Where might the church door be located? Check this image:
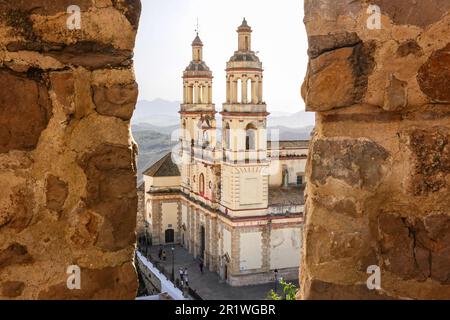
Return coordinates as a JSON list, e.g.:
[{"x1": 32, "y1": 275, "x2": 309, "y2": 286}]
[{"x1": 165, "y1": 229, "x2": 174, "y2": 243}]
